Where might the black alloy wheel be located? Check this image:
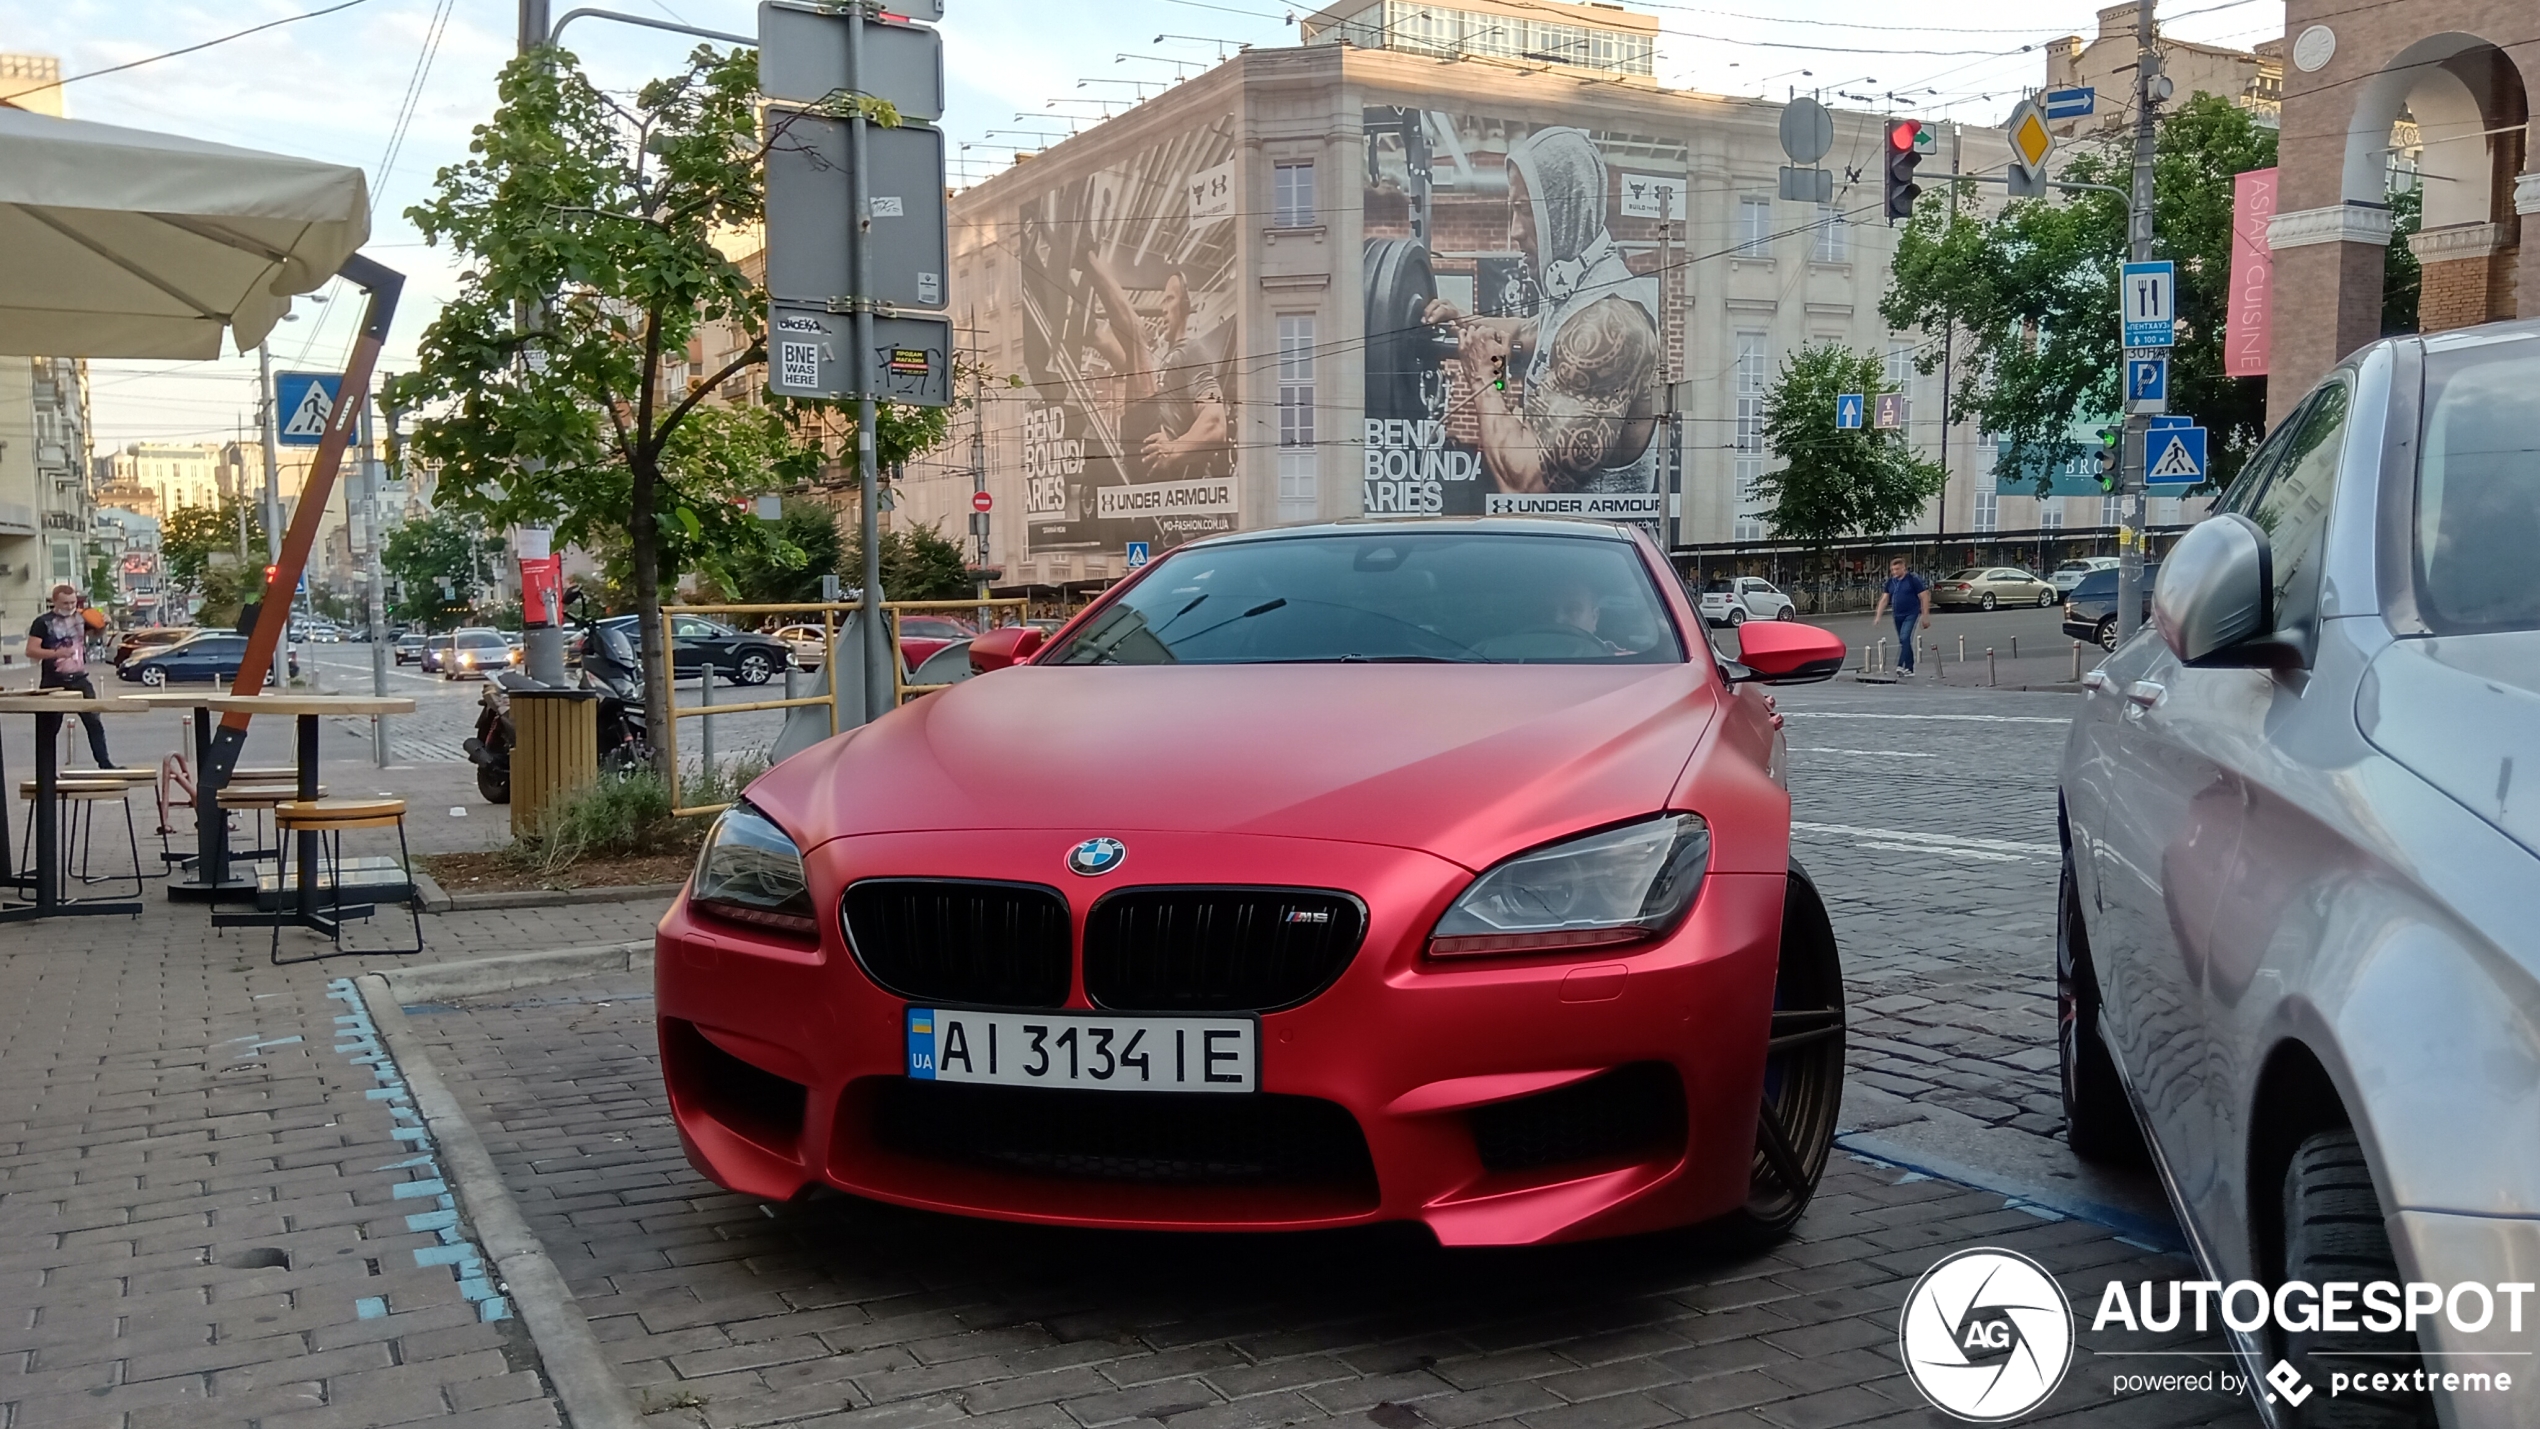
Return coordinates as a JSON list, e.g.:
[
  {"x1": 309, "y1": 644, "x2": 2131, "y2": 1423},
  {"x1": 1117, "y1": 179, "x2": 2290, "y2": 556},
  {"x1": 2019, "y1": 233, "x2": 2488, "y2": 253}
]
[
  {"x1": 2096, "y1": 617, "x2": 2119, "y2": 651},
  {"x1": 734, "y1": 650, "x2": 774, "y2": 686},
  {"x1": 2281, "y1": 1129, "x2": 2436, "y2": 1428},
  {"x1": 1717, "y1": 865, "x2": 1846, "y2": 1244},
  {"x1": 1980, "y1": 591, "x2": 1998, "y2": 611},
  {"x1": 2058, "y1": 851, "x2": 2145, "y2": 1163}
]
